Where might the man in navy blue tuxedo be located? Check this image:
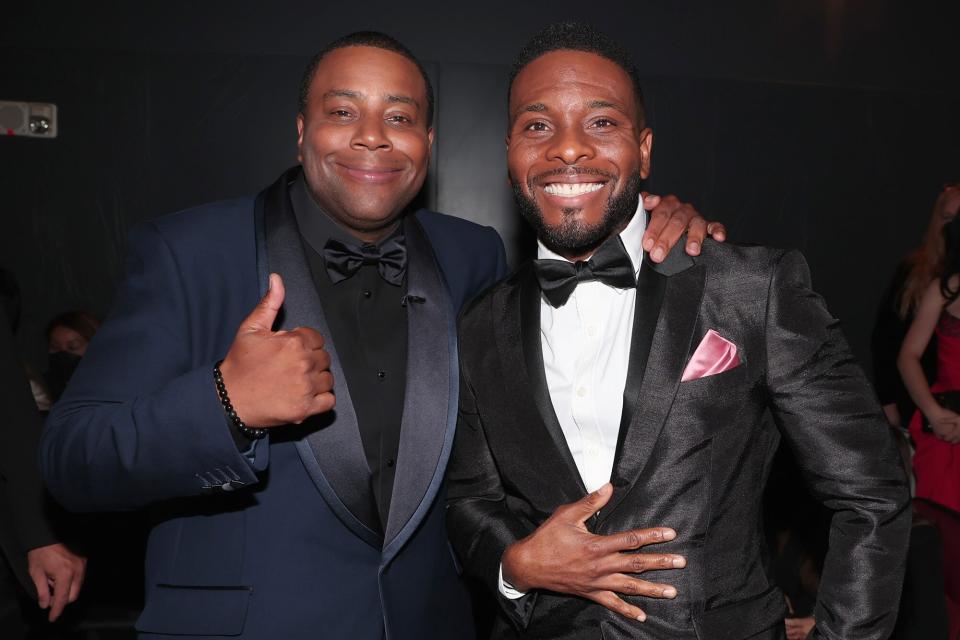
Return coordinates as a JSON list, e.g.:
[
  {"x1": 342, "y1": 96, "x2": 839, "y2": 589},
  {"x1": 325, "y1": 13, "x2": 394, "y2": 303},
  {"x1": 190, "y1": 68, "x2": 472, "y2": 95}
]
[{"x1": 39, "y1": 31, "x2": 718, "y2": 639}]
